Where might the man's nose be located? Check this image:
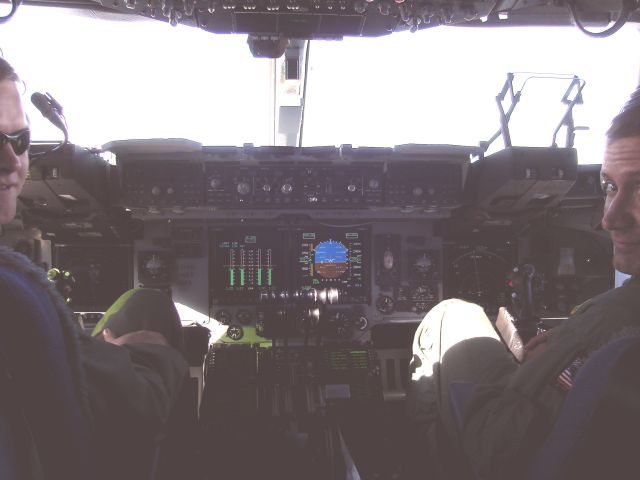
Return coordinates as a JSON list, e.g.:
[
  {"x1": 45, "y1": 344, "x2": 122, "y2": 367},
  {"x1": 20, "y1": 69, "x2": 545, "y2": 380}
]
[
  {"x1": 602, "y1": 192, "x2": 634, "y2": 231},
  {"x1": 0, "y1": 141, "x2": 20, "y2": 173}
]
